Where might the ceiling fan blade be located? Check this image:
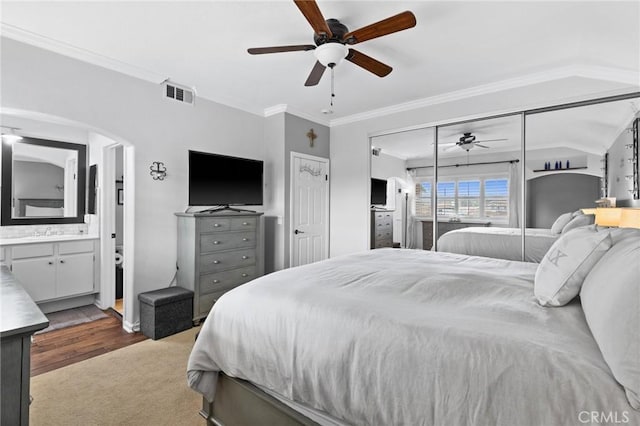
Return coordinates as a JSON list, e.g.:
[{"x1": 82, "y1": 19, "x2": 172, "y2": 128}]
[
  {"x1": 346, "y1": 49, "x2": 392, "y2": 77},
  {"x1": 293, "y1": 0, "x2": 332, "y2": 37},
  {"x1": 248, "y1": 45, "x2": 316, "y2": 55},
  {"x1": 305, "y1": 61, "x2": 326, "y2": 86},
  {"x1": 474, "y1": 143, "x2": 490, "y2": 149},
  {"x1": 444, "y1": 145, "x2": 460, "y2": 152},
  {"x1": 437, "y1": 142, "x2": 457, "y2": 146},
  {"x1": 344, "y1": 11, "x2": 416, "y2": 45},
  {"x1": 473, "y1": 138, "x2": 508, "y2": 143}
]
